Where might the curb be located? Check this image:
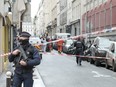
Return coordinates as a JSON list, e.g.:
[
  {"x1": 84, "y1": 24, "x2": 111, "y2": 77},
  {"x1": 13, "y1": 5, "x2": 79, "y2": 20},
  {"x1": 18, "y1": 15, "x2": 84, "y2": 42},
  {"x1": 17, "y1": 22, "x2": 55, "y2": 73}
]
[{"x1": 33, "y1": 68, "x2": 45, "y2": 87}]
